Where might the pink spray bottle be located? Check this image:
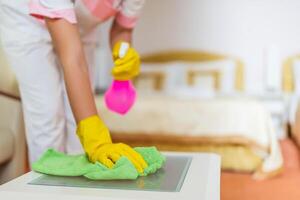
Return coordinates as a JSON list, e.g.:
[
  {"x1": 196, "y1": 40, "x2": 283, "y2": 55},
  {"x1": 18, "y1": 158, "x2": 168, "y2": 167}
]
[{"x1": 104, "y1": 42, "x2": 136, "y2": 115}]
